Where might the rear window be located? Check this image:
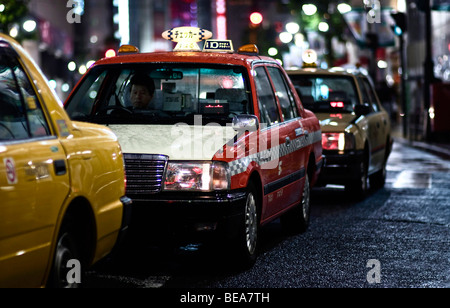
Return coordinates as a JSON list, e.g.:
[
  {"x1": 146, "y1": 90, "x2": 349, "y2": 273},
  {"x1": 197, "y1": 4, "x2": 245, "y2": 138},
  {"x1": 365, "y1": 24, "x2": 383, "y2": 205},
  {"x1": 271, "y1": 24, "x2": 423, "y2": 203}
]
[{"x1": 289, "y1": 75, "x2": 358, "y2": 113}]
